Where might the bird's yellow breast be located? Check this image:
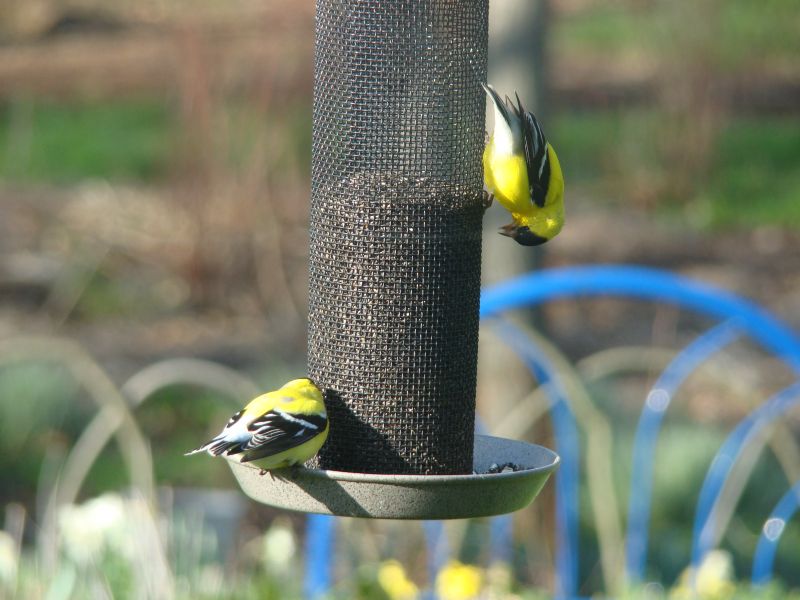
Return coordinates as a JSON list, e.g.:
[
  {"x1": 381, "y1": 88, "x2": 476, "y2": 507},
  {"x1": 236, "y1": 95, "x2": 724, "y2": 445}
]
[
  {"x1": 484, "y1": 141, "x2": 565, "y2": 242},
  {"x1": 483, "y1": 142, "x2": 531, "y2": 219}
]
